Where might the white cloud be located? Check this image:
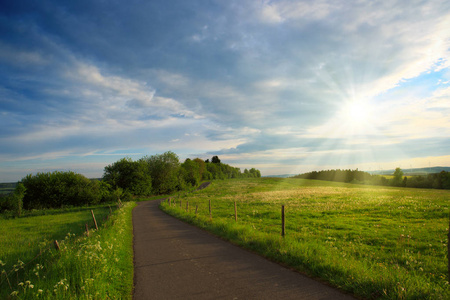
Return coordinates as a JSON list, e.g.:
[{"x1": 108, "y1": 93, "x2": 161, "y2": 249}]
[
  {"x1": 71, "y1": 63, "x2": 155, "y2": 103},
  {"x1": 259, "y1": 2, "x2": 284, "y2": 23}
]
